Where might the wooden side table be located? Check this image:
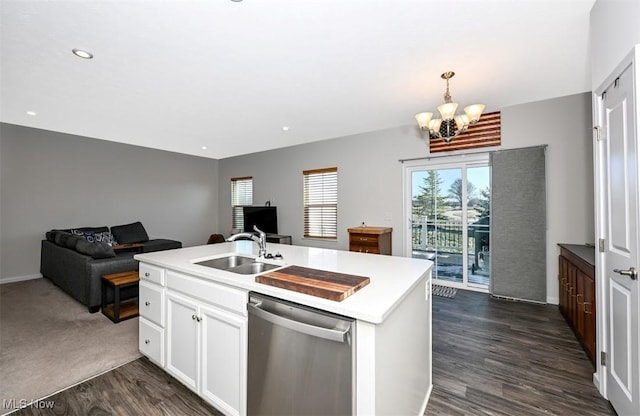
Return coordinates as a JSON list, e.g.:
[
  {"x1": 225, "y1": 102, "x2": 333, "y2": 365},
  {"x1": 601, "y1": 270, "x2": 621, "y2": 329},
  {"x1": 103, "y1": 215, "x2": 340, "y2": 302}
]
[
  {"x1": 347, "y1": 226, "x2": 393, "y2": 255},
  {"x1": 101, "y1": 270, "x2": 140, "y2": 323}
]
